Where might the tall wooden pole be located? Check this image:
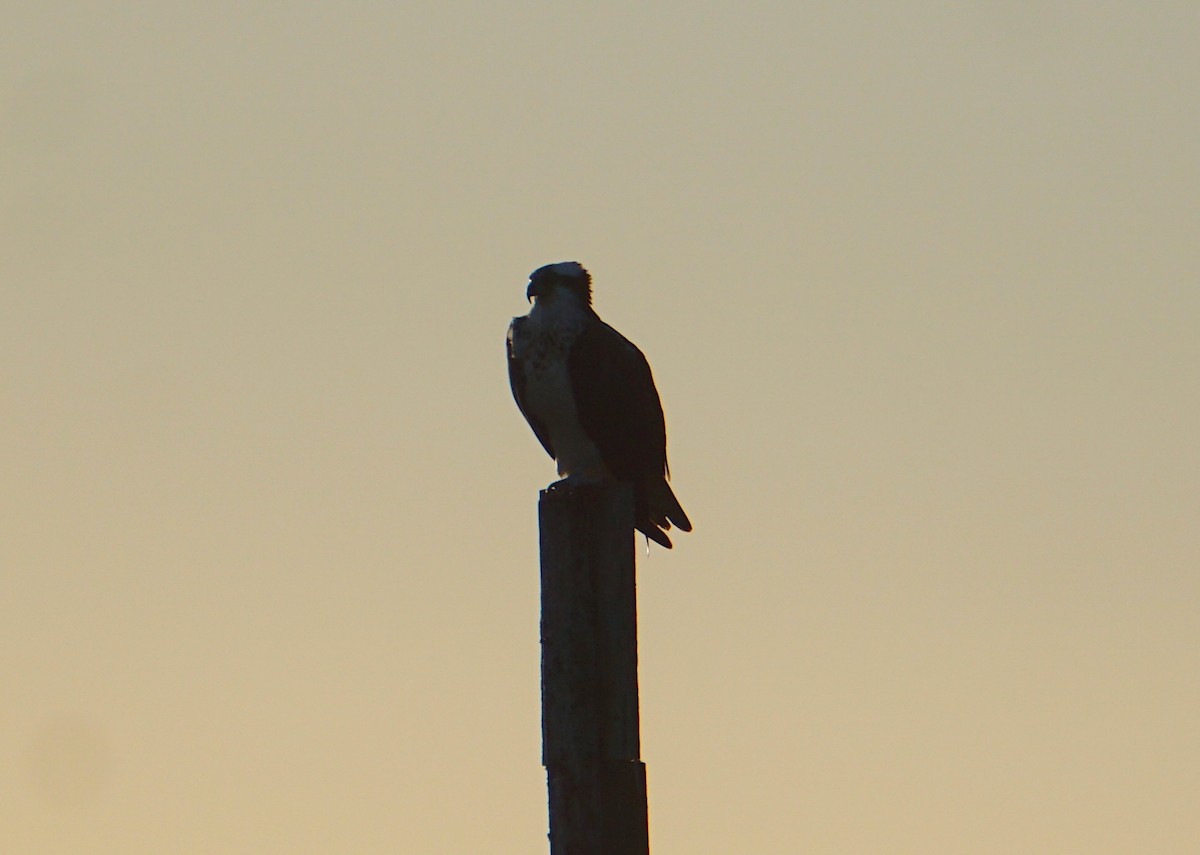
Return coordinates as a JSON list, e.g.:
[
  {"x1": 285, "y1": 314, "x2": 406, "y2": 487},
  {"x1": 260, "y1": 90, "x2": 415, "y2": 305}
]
[{"x1": 539, "y1": 482, "x2": 650, "y2": 855}]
